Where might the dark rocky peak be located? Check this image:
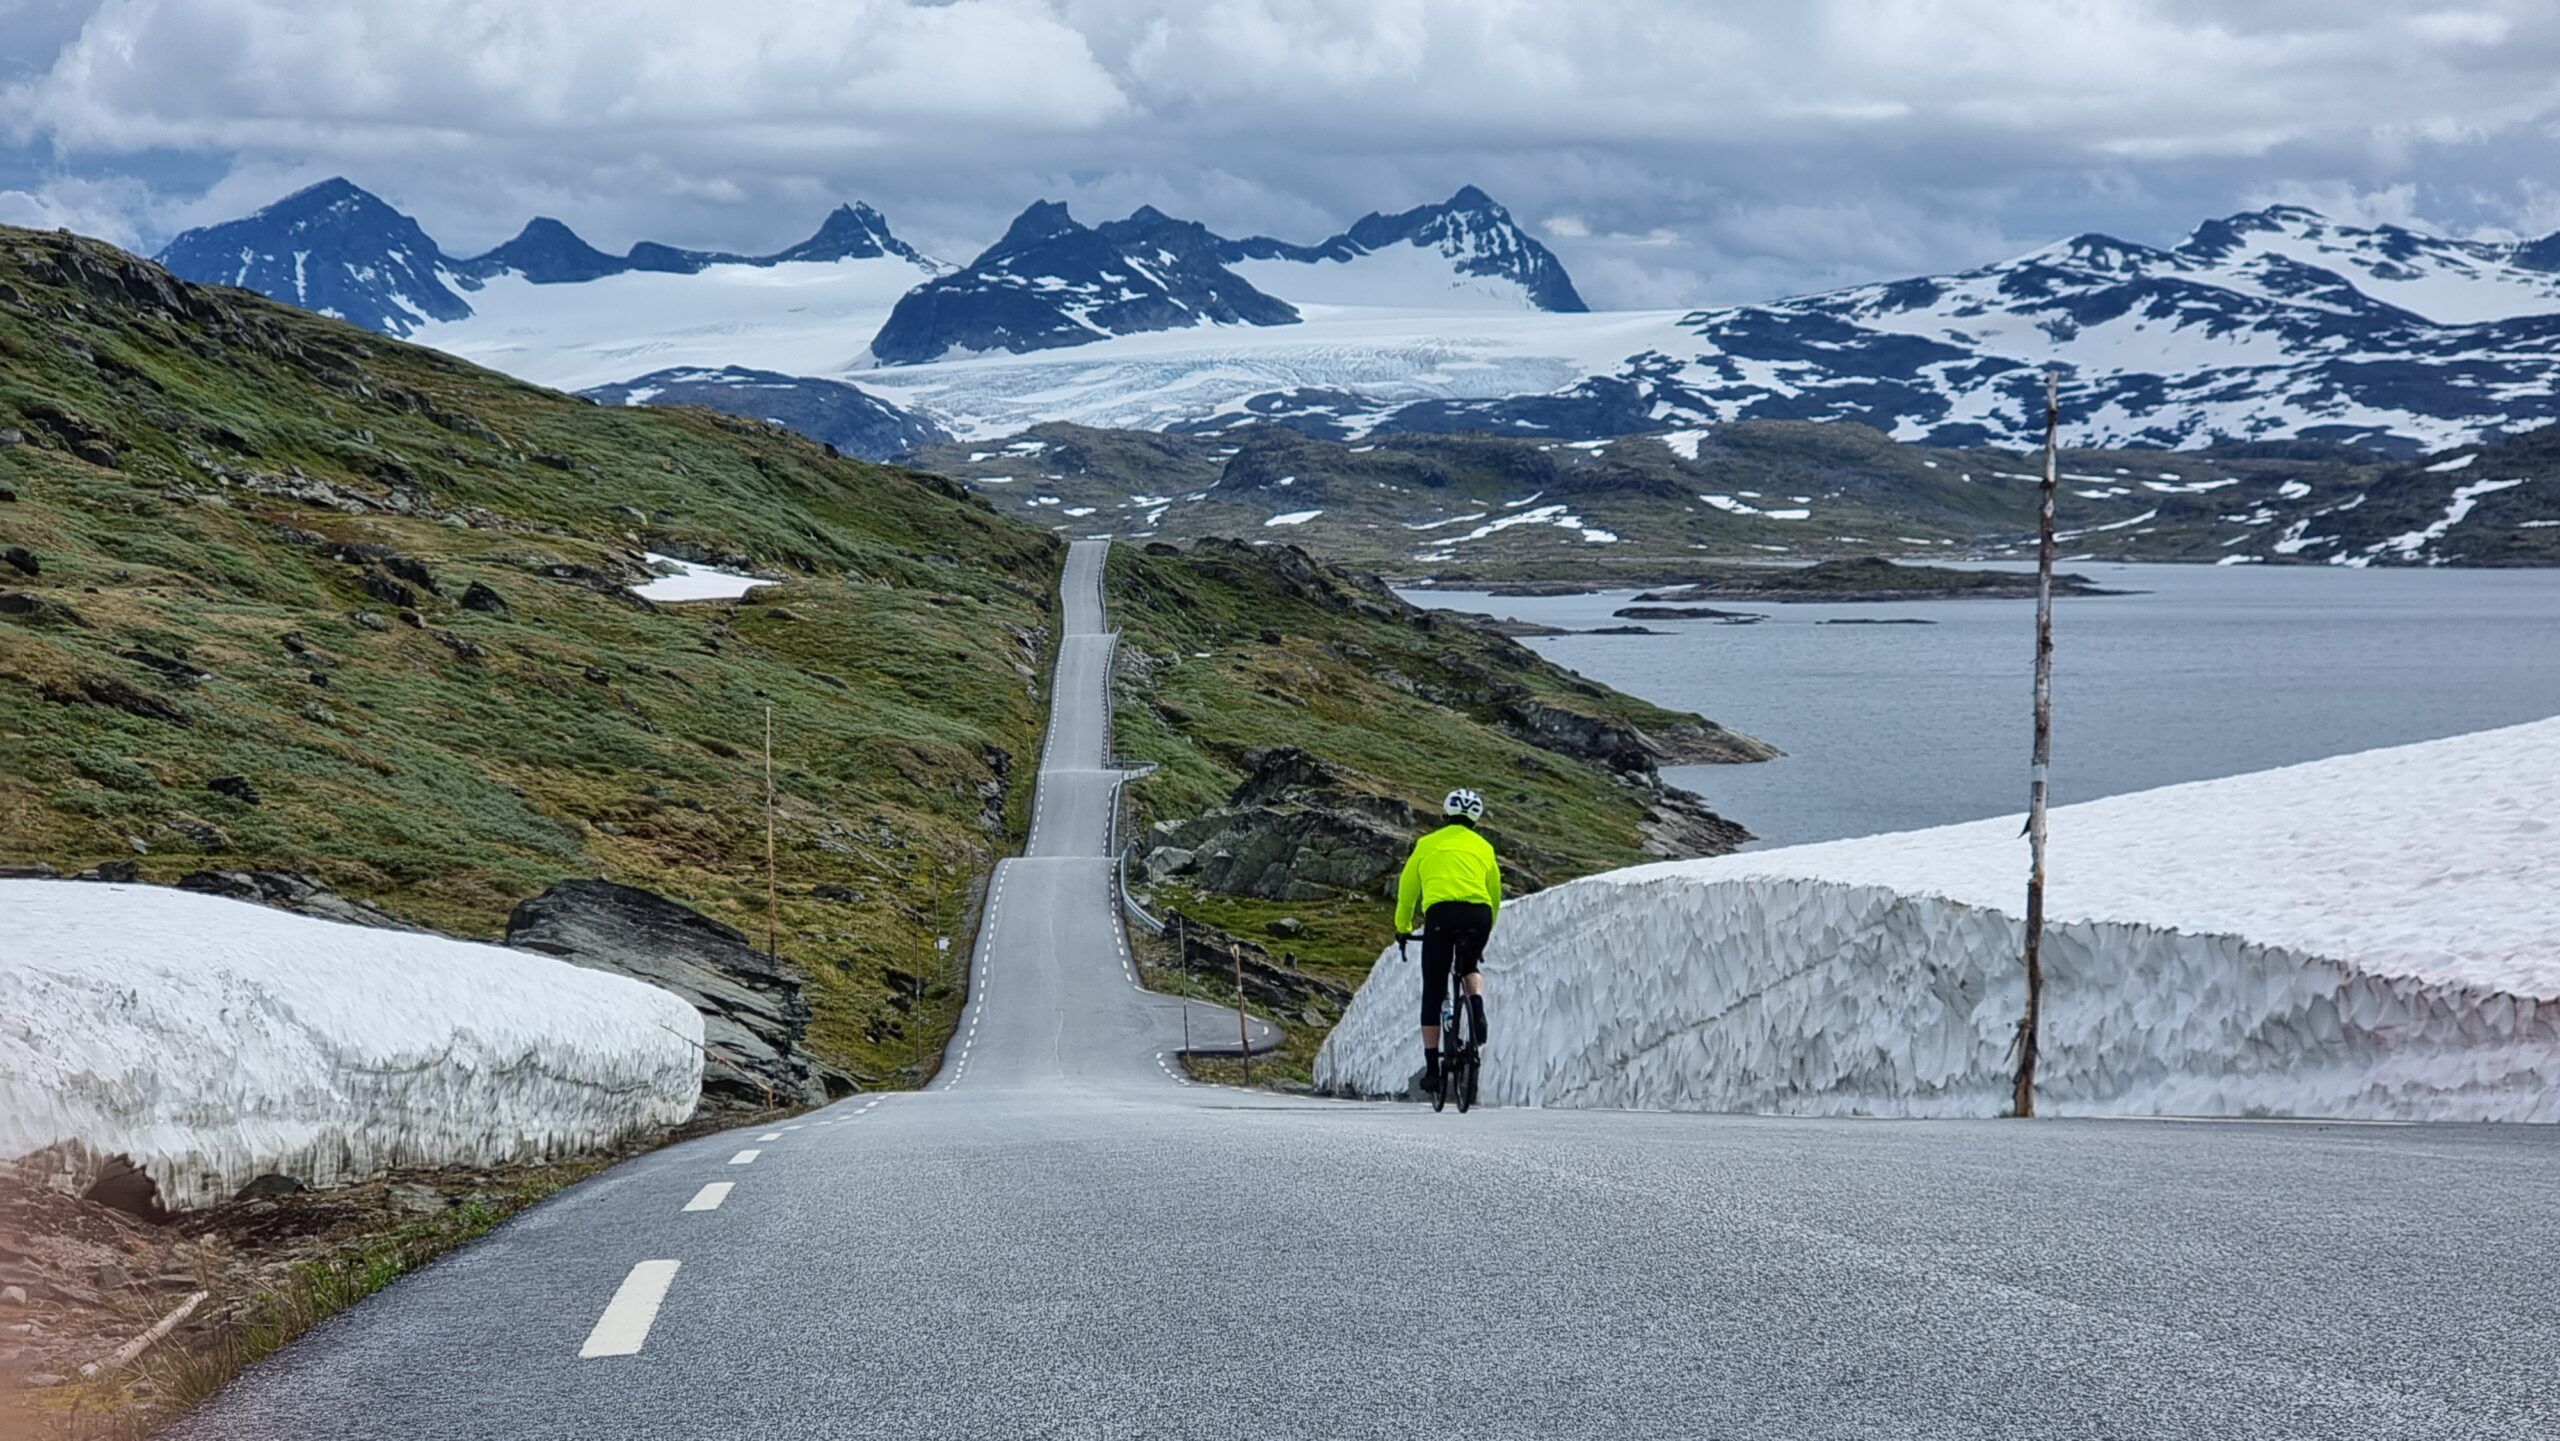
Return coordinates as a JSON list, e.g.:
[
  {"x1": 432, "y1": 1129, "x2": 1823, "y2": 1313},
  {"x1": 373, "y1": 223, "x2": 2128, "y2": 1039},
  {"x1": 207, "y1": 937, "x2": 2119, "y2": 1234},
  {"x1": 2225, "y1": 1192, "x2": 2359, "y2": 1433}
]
[
  {"x1": 154, "y1": 177, "x2": 468, "y2": 335},
  {"x1": 869, "y1": 199, "x2": 1296, "y2": 364},
  {"x1": 769, "y1": 202, "x2": 934, "y2": 267},
  {"x1": 987, "y1": 200, "x2": 1083, "y2": 259},
  {"x1": 464, "y1": 216, "x2": 623, "y2": 284},
  {"x1": 1096, "y1": 205, "x2": 1223, "y2": 255},
  {"x1": 252, "y1": 177, "x2": 397, "y2": 227}
]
